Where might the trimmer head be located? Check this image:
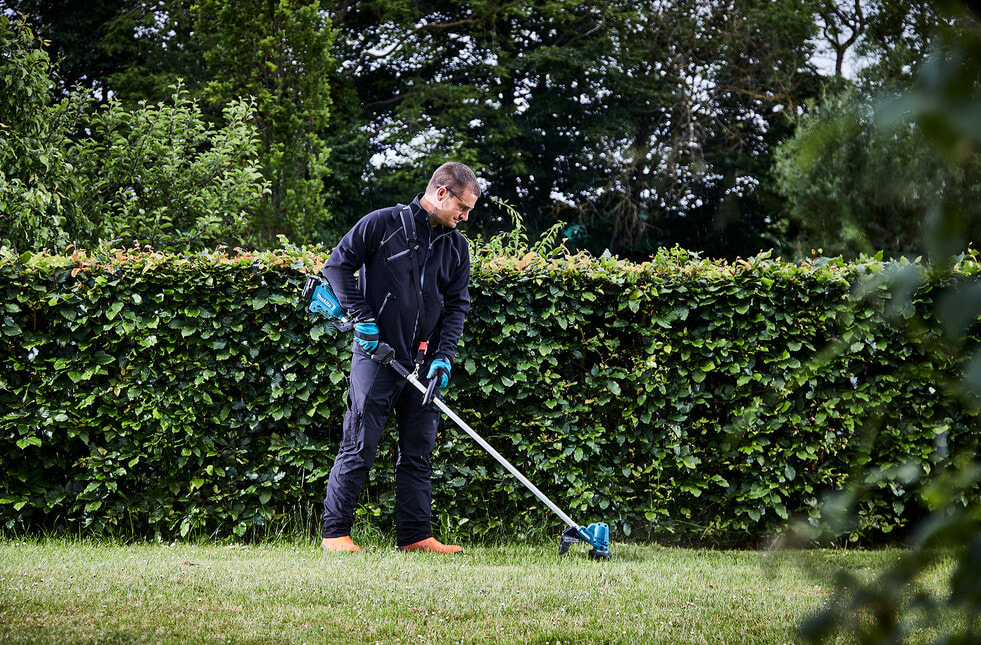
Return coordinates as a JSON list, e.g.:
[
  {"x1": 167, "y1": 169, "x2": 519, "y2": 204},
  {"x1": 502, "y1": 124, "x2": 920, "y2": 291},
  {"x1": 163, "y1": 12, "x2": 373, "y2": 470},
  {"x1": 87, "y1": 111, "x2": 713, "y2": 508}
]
[{"x1": 559, "y1": 523, "x2": 611, "y2": 560}]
